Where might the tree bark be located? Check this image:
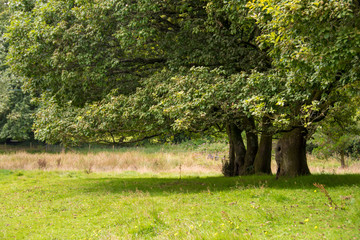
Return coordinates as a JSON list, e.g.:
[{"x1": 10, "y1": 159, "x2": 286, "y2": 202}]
[
  {"x1": 225, "y1": 123, "x2": 246, "y2": 176},
  {"x1": 275, "y1": 127, "x2": 310, "y2": 177},
  {"x1": 340, "y1": 150, "x2": 346, "y2": 168},
  {"x1": 254, "y1": 117, "x2": 272, "y2": 174},
  {"x1": 241, "y1": 117, "x2": 258, "y2": 175}
]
